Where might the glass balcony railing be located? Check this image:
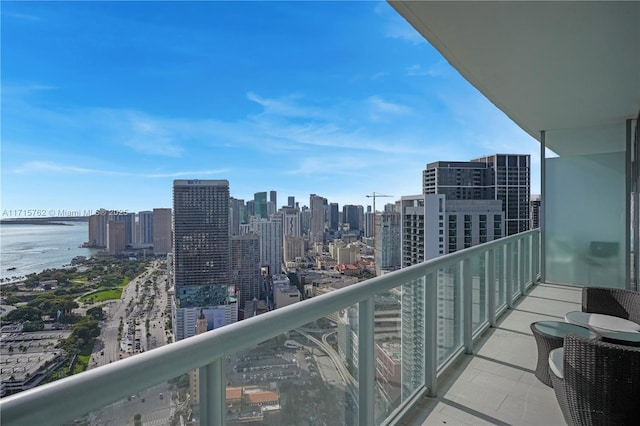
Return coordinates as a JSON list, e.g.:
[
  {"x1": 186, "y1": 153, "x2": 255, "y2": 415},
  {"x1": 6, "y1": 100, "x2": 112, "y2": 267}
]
[{"x1": 0, "y1": 229, "x2": 540, "y2": 426}]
